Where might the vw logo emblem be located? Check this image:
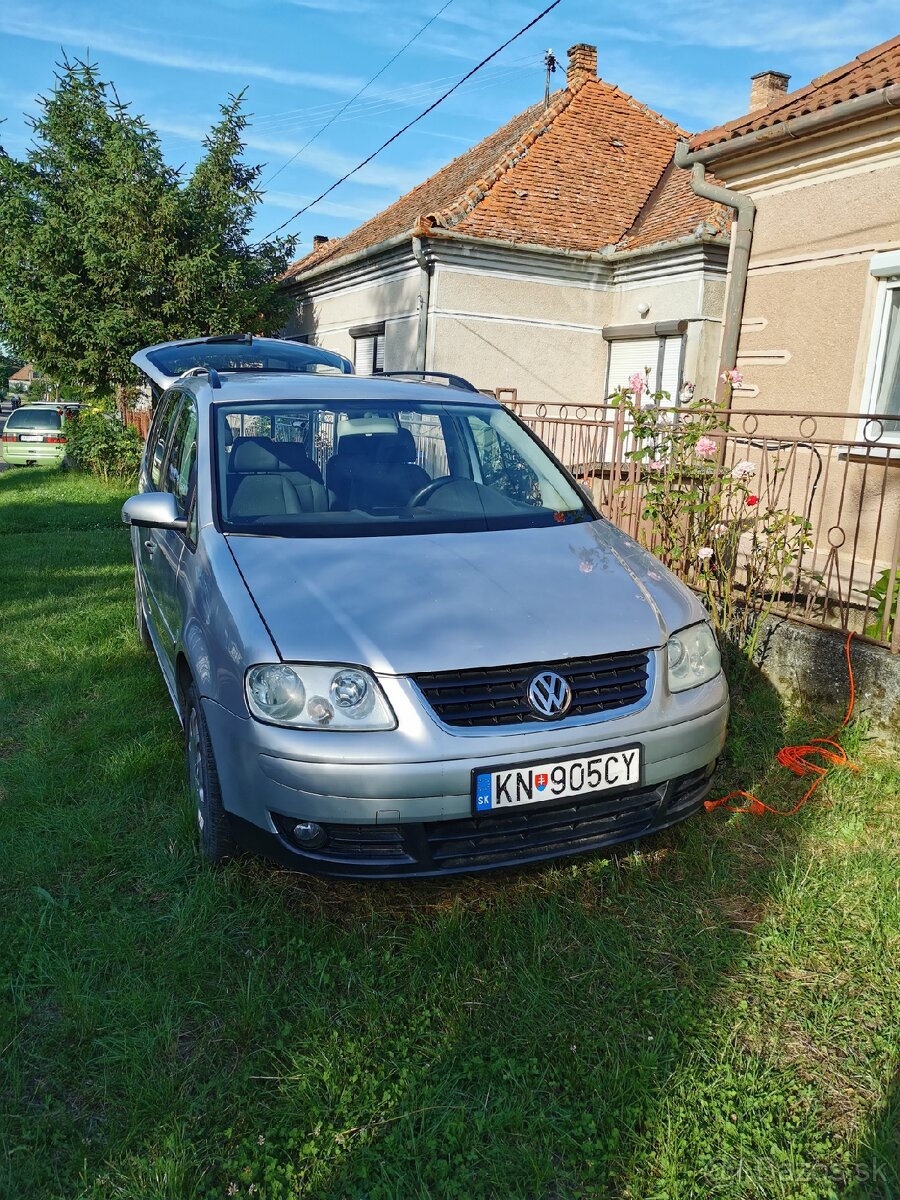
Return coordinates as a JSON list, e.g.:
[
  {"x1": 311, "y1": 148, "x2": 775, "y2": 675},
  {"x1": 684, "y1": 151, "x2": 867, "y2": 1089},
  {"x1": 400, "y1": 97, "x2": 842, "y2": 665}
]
[{"x1": 527, "y1": 670, "x2": 572, "y2": 719}]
